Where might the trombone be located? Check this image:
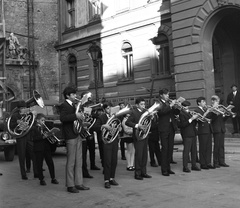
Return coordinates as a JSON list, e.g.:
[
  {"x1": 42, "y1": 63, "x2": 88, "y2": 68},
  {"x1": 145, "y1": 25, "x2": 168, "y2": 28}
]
[{"x1": 42, "y1": 122, "x2": 61, "y2": 144}]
